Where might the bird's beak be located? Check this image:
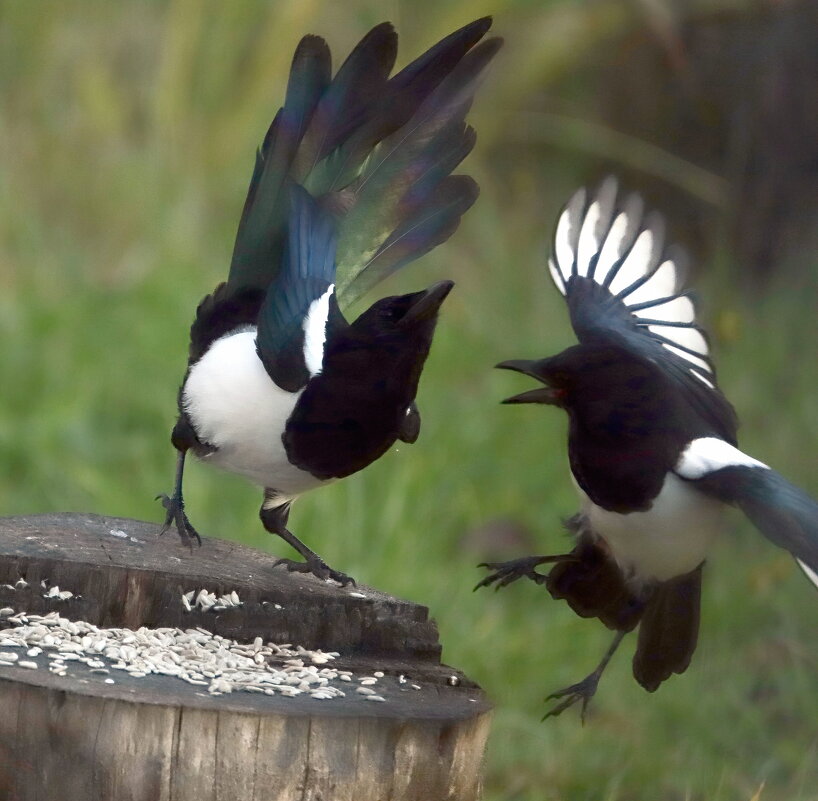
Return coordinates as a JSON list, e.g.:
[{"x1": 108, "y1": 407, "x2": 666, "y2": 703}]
[
  {"x1": 496, "y1": 359, "x2": 560, "y2": 405},
  {"x1": 398, "y1": 280, "x2": 454, "y2": 327}
]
